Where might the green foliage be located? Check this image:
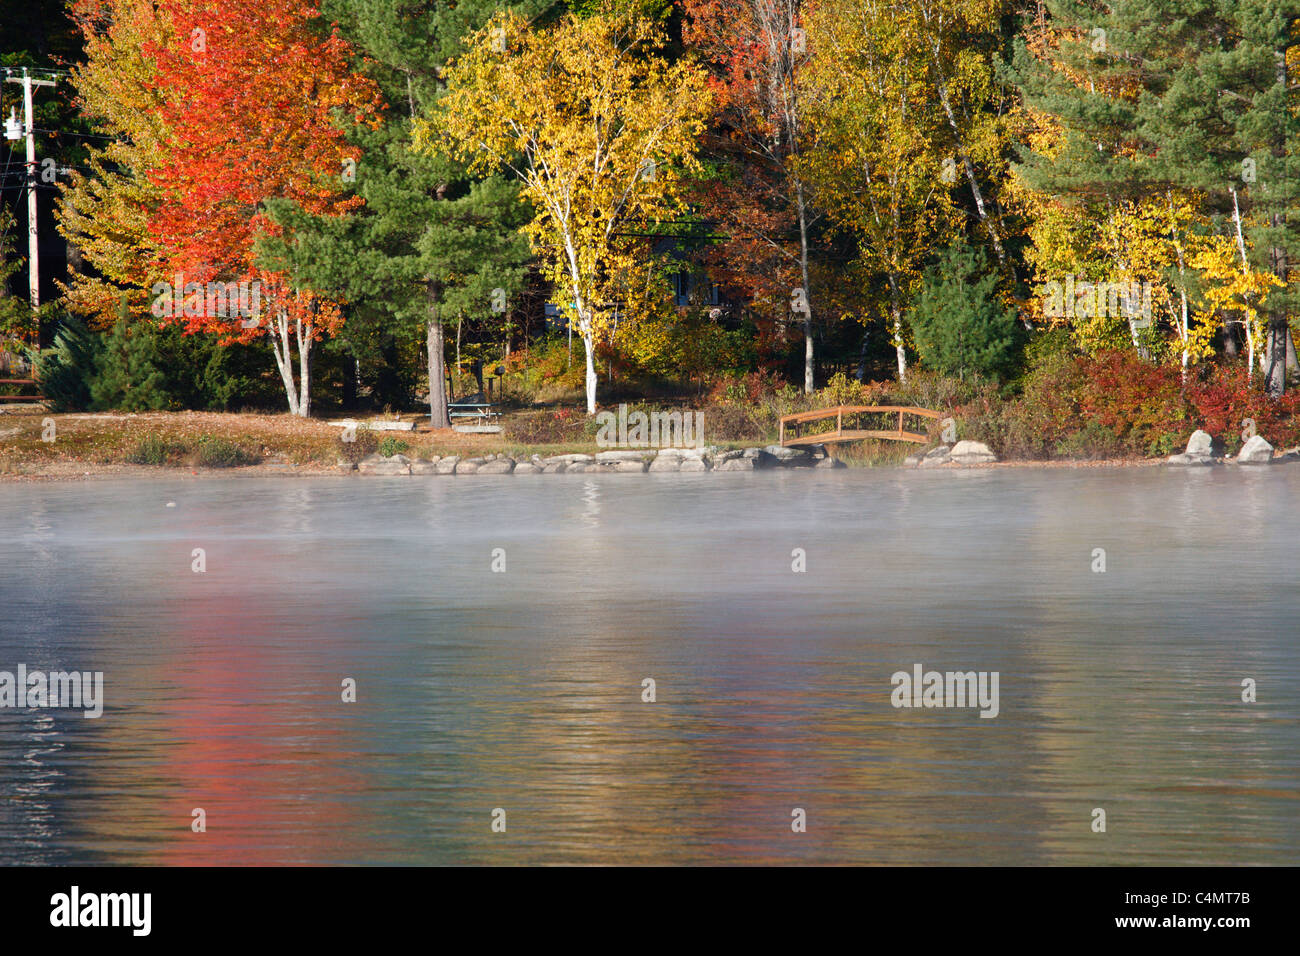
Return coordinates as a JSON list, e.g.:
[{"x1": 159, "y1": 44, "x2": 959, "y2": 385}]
[
  {"x1": 91, "y1": 304, "x2": 171, "y2": 410},
  {"x1": 908, "y1": 240, "x2": 1022, "y2": 382},
  {"x1": 127, "y1": 435, "x2": 188, "y2": 465},
  {"x1": 36, "y1": 315, "x2": 99, "y2": 412},
  {"x1": 189, "y1": 436, "x2": 257, "y2": 467},
  {"x1": 127, "y1": 433, "x2": 257, "y2": 466},
  {"x1": 377, "y1": 435, "x2": 409, "y2": 457}
]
